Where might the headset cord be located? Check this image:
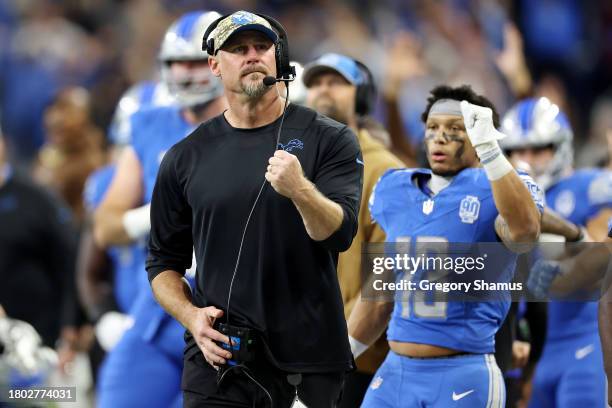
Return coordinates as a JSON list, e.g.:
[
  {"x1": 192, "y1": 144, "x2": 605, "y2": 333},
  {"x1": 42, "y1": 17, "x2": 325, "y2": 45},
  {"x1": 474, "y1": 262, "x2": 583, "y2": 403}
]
[
  {"x1": 224, "y1": 82, "x2": 291, "y2": 328},
  {"x1": 221, "y1": 82, "x2": 290, "y2": 408},
  {"x1": 217, "y1": 364, "x2": 274, "y2": 408},
  {"x1": 243, "y1": 365, "x2": 274, "y2": 408}
]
